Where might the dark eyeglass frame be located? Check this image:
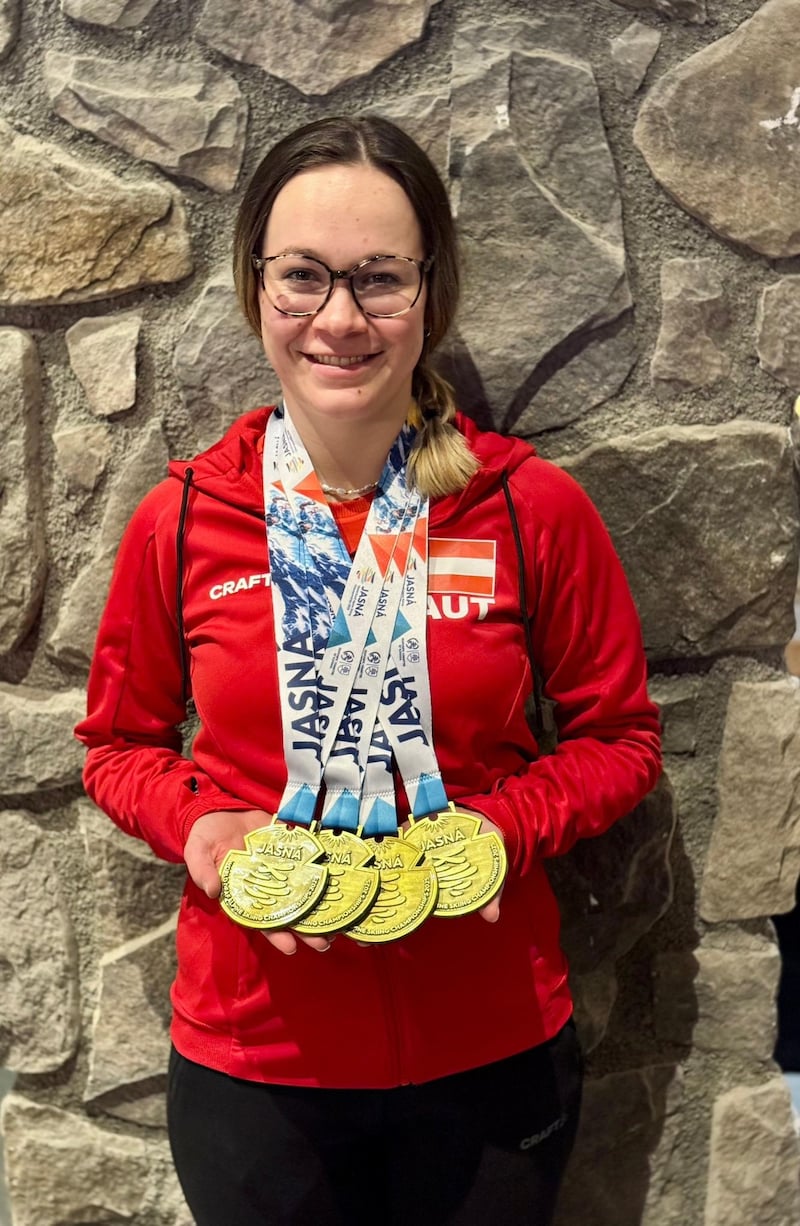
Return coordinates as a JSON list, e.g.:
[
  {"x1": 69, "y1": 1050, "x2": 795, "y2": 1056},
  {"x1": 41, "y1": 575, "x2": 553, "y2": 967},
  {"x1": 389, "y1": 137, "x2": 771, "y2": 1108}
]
[{"x1": 250, "y1": 252, "x2": 434, "y2": 318}]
